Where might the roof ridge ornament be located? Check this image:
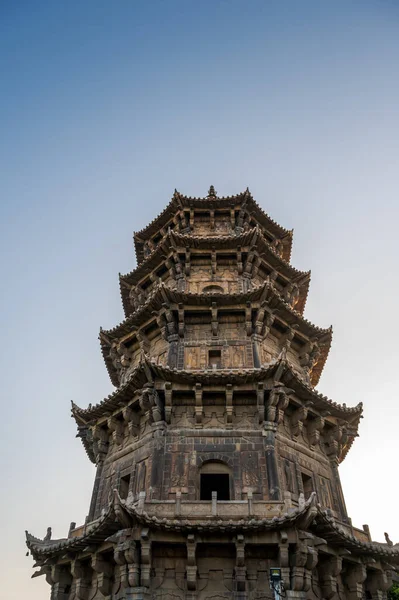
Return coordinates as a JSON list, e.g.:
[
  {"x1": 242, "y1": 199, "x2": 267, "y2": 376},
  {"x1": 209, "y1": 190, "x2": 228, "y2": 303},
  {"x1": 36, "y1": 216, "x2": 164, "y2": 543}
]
[{"x1": 207, "y1": 185, "x2": 217, "y2": 198}]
